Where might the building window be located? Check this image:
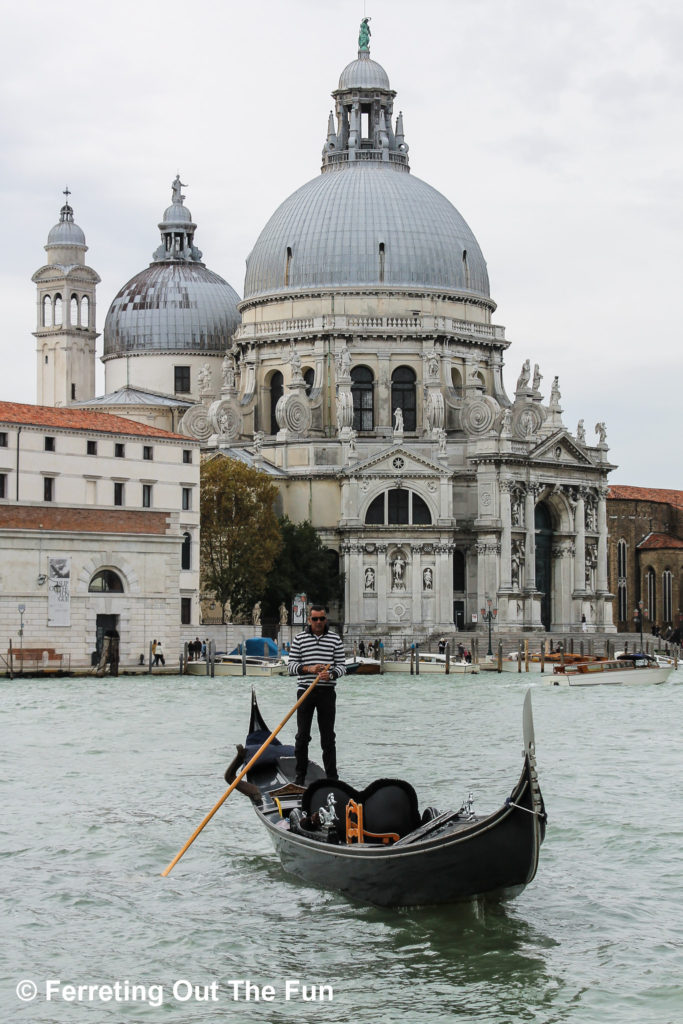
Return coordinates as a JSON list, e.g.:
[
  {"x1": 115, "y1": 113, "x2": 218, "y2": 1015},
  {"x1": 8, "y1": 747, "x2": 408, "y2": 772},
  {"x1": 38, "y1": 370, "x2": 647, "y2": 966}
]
[
  {"x1": 646, "y1": 567, "x2": 656, "y2": 624},
  {"x1": 174, "y1": 366, "x2": 191, "y2": 393},
  {"x1": 182, "y1": 487, "x2": 192, "y2": 511},
  {"x1": 618, "y1": 582, "x2": 627, "y2": 623},
  {"x1": 44, "y1": 436, "x2": 55, "y2": 452},
  {"x1": 89, "y1": 569, "x2": 124, "y2": 593},
  {"x1": 43, "y1": 295, "x2": 53, "y2": 327},
  {"x1": 453, "y1": 550, "x2": 465, "y2": 592},
  {"x1": 181, "y1": 532, "x2": 191, "y2": 570},
  {"x1": 70, "y1": 295, "x2": 79, "y2": 326},
  {"x1": 54, "y1": 294, "x2": 63, "y2": 327},
  {"x1": 71, "y1": 383, "x2": 77, "y2": 400},
  {"x1": 617, "y1": 539, "x2": 628, "y2": 622},
  {"x1": 182, "y1": 449, "x2": 192, "y2": 464},
  {"x1": 181, "y1": 596, "x2": 192, "y2": 625},
  {"x1": 81, "y1": 296, "x2": 89, "y2": 328},
  {"x1": 143, "y1": 445, "x2": 153, "y2": 461},
  {"x1": 142, "y1": 484, "x2": 152, "y2": 508},
  {"x1": 364, "y1": 488, "x2": 432, "y2": 526},
  {"x1": 662, "y1": 569, "x2": 673, "y2": 624},
  {"x1": 269, "y1": 370, "x2": 283, "y2": 434},
  {"x1": 115, "y1": 443, "x2": 125, "y2": 458},
  {"x1": 114, "y1": 482, "x2": 124, "y2": 506},
  {"x1": 87, "y1": 440, "x2": 97, "y2": 455},
  {"x1": 0, "y1": 432, "x2": 7, "y2": 447},
  {"x1": 0, "y1": 473, "x2": 6, "y2": 498},
  {"x1": 391, "y1": 366, "x2": 417, "y2": 431},
  {"x1": 617, "y1": 539, "x2": 627, "y2": 578},
  {"x1": 451, "y1": 367, "x2": 463, "y2": 398},
  {"x1": 303, "y1": 367, "x2": 315, "y2": 396},
  {"x1": 44, "y1": 477, "x2": 54, "y2": 502},
  {"x1": 351, "y1": 366, "x2": 374, "y2": 431}
]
